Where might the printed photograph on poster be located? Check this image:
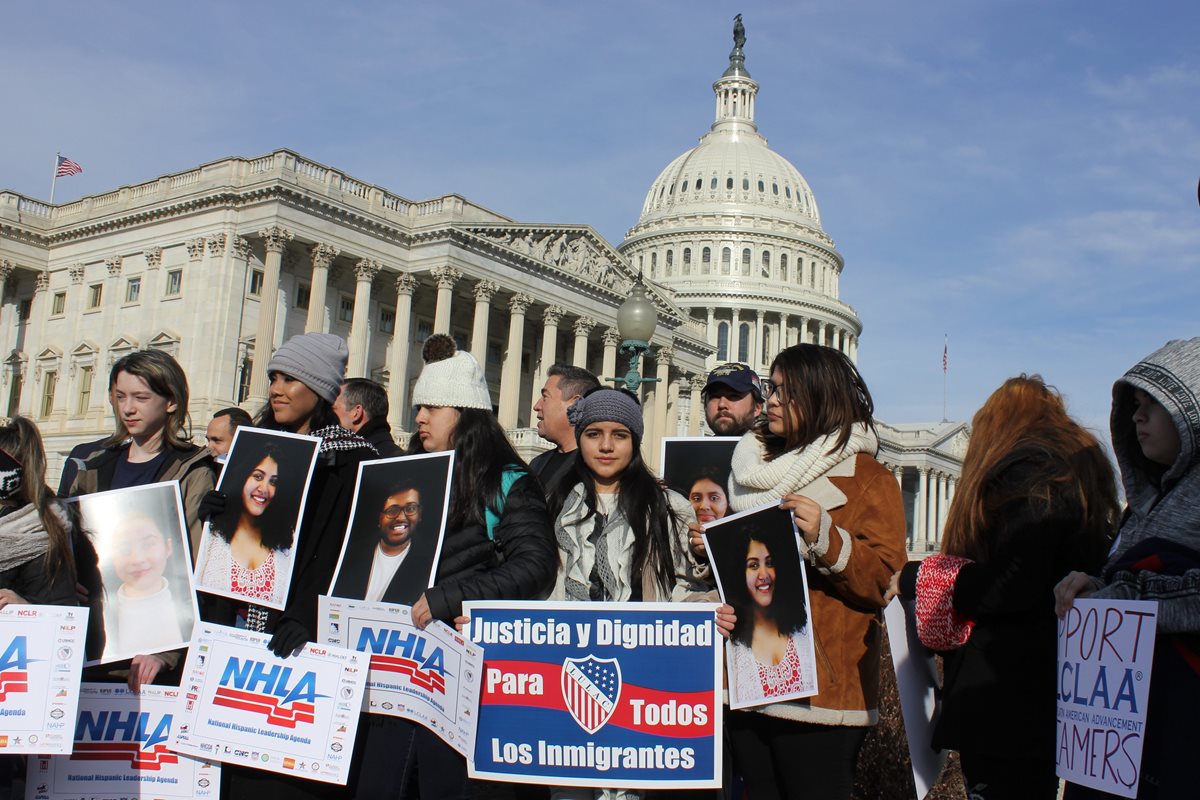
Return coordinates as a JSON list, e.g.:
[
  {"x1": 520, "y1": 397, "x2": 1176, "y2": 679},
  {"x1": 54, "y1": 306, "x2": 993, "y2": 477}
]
[
  {"x1": 67, "y1": 482, "x2": 198, "y2": 666},
  {"x1": 702, "y1": 502, "x2": 818, "y2": 709},
  {"x1": 0, "y1": 604, "x2": 87, "y2": 755},
  {"x1": 884, "y1": 597, "x2": 947, "y2": 800},
  {"x1": 327, "y1": 452, "x2": 453, "y2": 605},
  {"x1": 170, "y1": 623, "x2": 367, "y2": 786},
  {"x1": 26, "y1": 683, "x2": 219, "y2": 799},
  {"x1": 319, "y1": 596, "x2": 483, "y2": 757},
  {"x1": 463, "y1": 601, "x2": 722, "y2": 790},
  {"x1": 659, "y1": 437, "x2": 739, "y2": 526},
  {"x1": 193, "y1": 428, "x2": 321, "y2": 609},
  {"x1": 1056, "y1": 598, "x2": 1158, "y2": 799}
]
